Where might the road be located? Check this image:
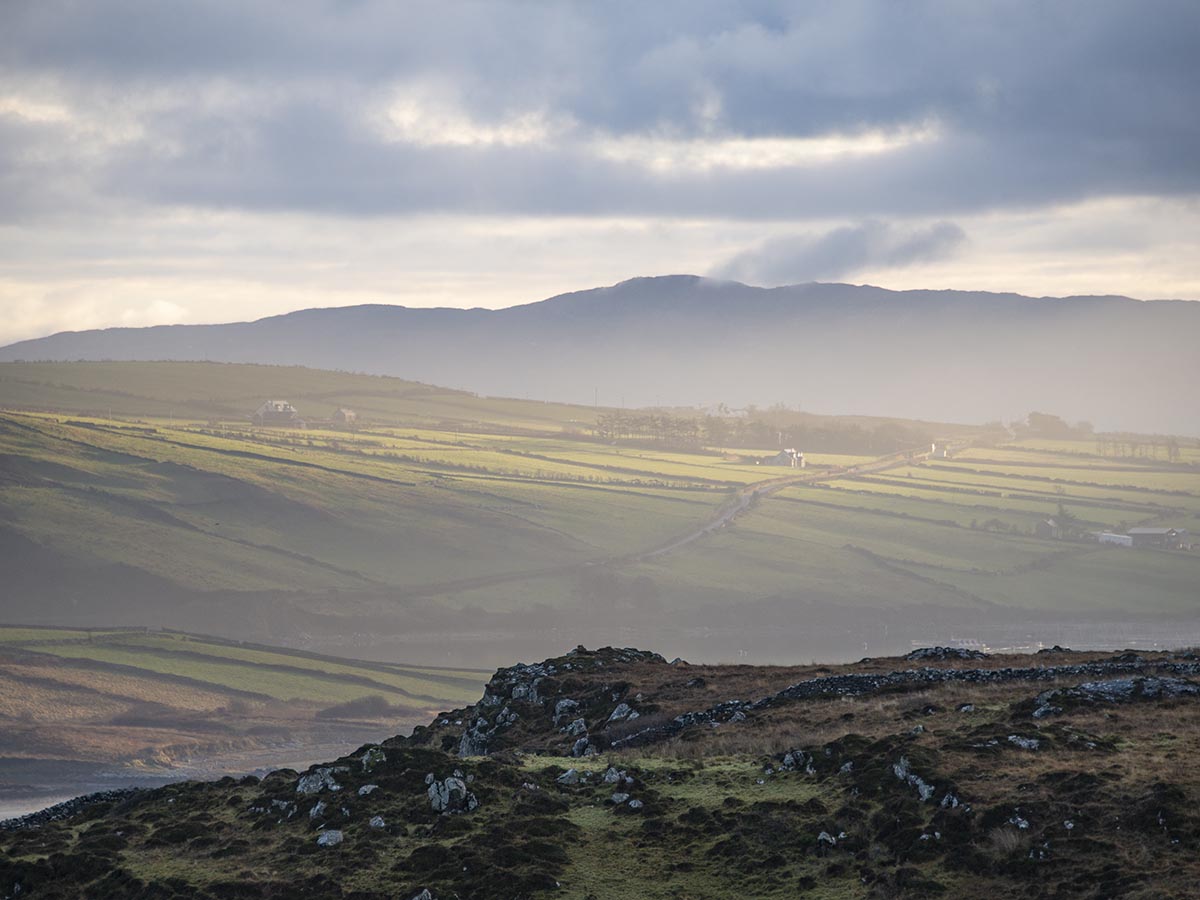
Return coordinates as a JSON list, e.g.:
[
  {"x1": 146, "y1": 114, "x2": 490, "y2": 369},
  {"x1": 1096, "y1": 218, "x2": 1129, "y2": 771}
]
[{"x1": 636, "y1": 446, "x2": 934, "y2": 560}]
